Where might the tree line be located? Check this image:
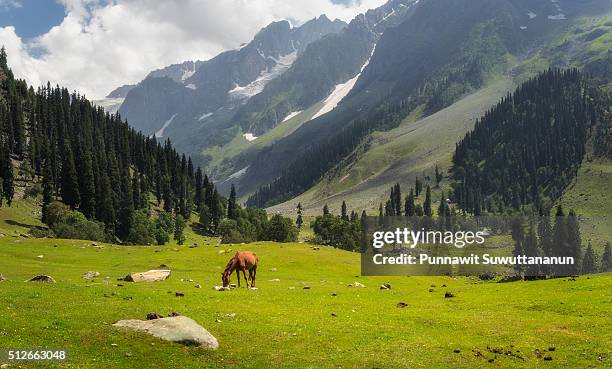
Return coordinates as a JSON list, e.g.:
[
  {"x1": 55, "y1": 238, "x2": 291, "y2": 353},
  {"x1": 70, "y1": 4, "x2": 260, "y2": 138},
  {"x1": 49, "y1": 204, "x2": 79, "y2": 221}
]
[
  {"x1": 451, "y1": 68, "x2": 611, "y2": 214},
  {"x1": 0, "y1": 48, "x2": 297, "y2": 244}
]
